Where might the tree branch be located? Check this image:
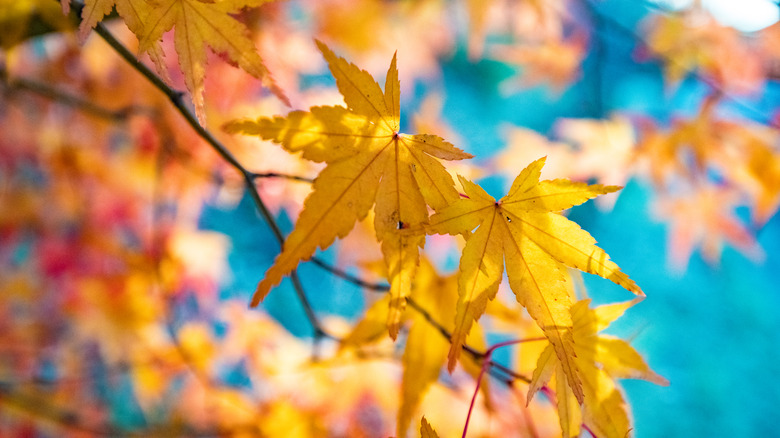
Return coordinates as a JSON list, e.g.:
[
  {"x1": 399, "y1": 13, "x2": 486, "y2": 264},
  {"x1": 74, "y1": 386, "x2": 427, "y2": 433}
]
[
  {"x1": 252, "y1": 171, "x2": 314, "y2": 183},
  {"x1": 0, "y1": 66, "x2": 155, "y2": 120},
  {"x1": 91, "y1": 12, "x2": 536, "y2": 398},
  {"x1": 462, "y1": 337, "x2": 546, "y2": 438},
  {"x1": 92, "y1": 22, "x2": 333, "y2": 347}
]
